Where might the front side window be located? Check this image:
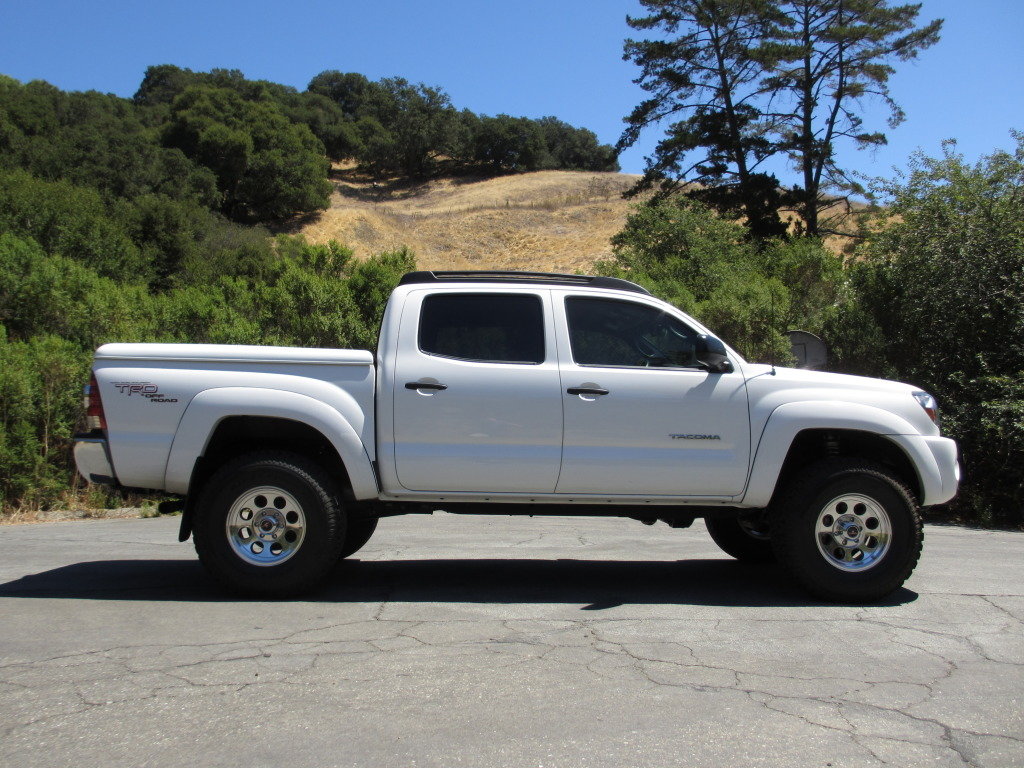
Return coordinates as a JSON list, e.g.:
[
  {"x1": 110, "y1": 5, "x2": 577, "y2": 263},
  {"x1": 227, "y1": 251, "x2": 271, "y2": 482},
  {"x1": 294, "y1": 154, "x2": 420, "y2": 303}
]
[
  {"x1": 419, "y1": 293, "x2": 545, "y2": 364},
  {"x1": 566, "y1": 297, "x2": 701, "y2": 368}
]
